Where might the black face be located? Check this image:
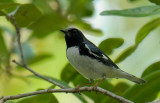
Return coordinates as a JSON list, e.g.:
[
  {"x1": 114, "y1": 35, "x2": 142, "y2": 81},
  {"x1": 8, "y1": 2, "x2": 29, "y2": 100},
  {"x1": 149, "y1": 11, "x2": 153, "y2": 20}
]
[{"x1": 61, "y1": 28, "x2": 85, "y2": 48}]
